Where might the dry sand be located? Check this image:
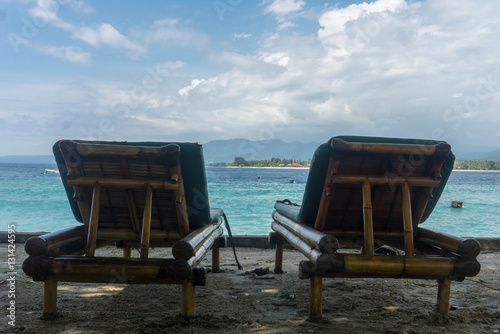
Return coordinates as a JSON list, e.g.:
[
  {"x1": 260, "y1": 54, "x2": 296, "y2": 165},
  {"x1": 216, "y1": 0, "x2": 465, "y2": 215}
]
[{"x1": 2, "y1": 244, "x2": 499, "y2": 334}]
